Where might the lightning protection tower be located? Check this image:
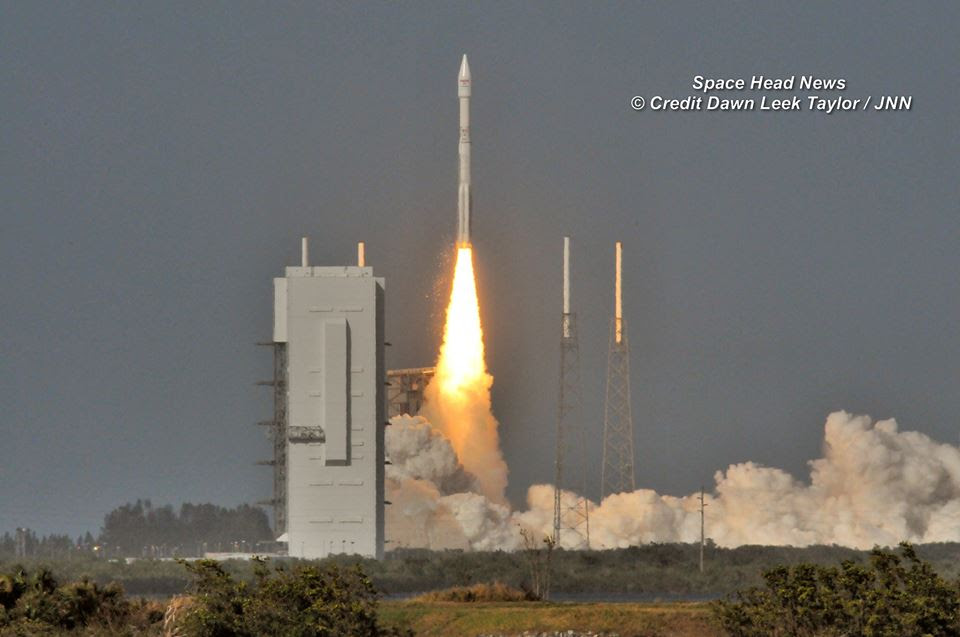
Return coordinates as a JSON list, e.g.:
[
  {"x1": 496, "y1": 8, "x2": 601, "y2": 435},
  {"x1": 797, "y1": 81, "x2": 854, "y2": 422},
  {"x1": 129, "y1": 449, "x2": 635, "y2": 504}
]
[
  {"x1": 553, "y1": 237, "x2": 590, "y2": 549},
  {"x1": 601, "y1": 241, "x2": 636, "y2": 499}
]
